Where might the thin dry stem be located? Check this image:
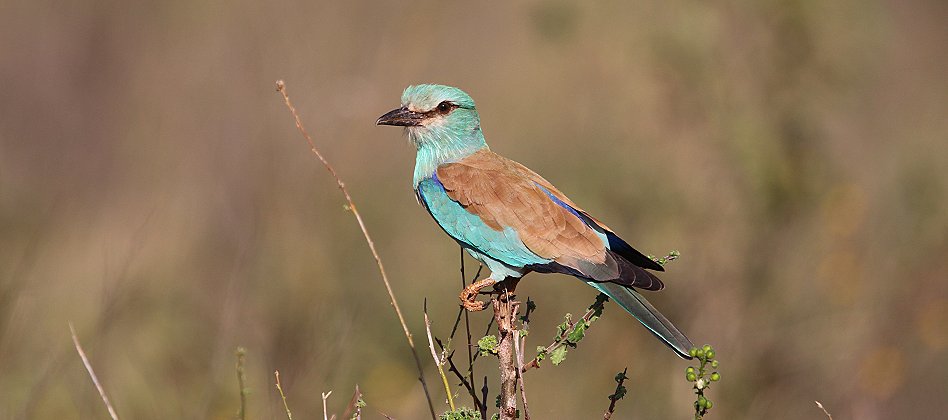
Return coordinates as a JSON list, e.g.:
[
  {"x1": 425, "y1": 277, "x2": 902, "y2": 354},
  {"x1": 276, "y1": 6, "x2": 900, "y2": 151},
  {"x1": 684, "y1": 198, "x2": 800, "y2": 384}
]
[
  {"x1": 460, "y1": 253, "x2": 477, "y2": 407},
  {"x1": 450, "y1": 252, "x2": 483, "y2": 416},
  {"x1": 274, "y1": 371, "x2": 293, "y2": 420},
  {"x1": 470, "y1": 309, "x2": 496, "y2": 365},
  {"x1": 512, "y1": 329, "x2": 530, "y2": 420},
  {"x1": 321, "y1": 390, "x2": 333, "y2": 420},
  {"x1": 276, "y1": 80, "x2": 436, "y2": 420},
  {"x1": 816, "y1": 401, "x2": 833, "y2": 420},
  {"x1": 235, "y1": 347, "x2": 248, "y2": 420},
  {"x1": 436, "y1": 340, "x2": 483, "y2": 414},
  {"x1": 425, "y1": 300, "x2": 456, "y2": 411},
  {"x1": 69, "y1": 322, "x2": 120, "y2": 420},
  {"x1": 342, "y1": 385, "x2": 363, "y2": 420},
  {"x1": 603, "y1": 367, "x2": 628, "y2": 419},
  {"x1": 521, "y1": 302, "x2": 600, "y2": 373}
]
